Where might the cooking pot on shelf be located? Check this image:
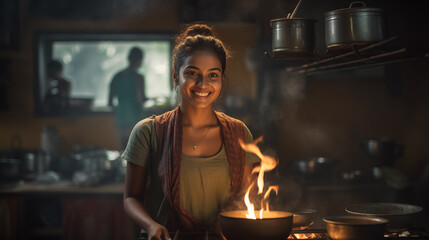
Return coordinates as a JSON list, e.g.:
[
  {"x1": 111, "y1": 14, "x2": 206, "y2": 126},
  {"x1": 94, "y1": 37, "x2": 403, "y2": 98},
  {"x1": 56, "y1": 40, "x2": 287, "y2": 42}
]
[
  {"x1": 0, "y1": 149, "x2": 48, "y2": 182},
  {"x1": 270, "y1": 18, "x2": 316, "y2": 57},
  {"x1": 292, "y1": 157, "x2": 339, "y2": 184},
  {"x1": 324, "y1": 1, "x2": 386, "y2": 51},
  {"x1": 219, "y1": 210, "x2": 293, "y2": 240},
  {"x1": 0, "y1": 157, "x2": 21, "y2": 186},
  {"x1": 72, "y1": 149, "x2": 122, "y2": 186},
  {"x1": 361, "y1": 137, "x2": 404, "y2": 166}
]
